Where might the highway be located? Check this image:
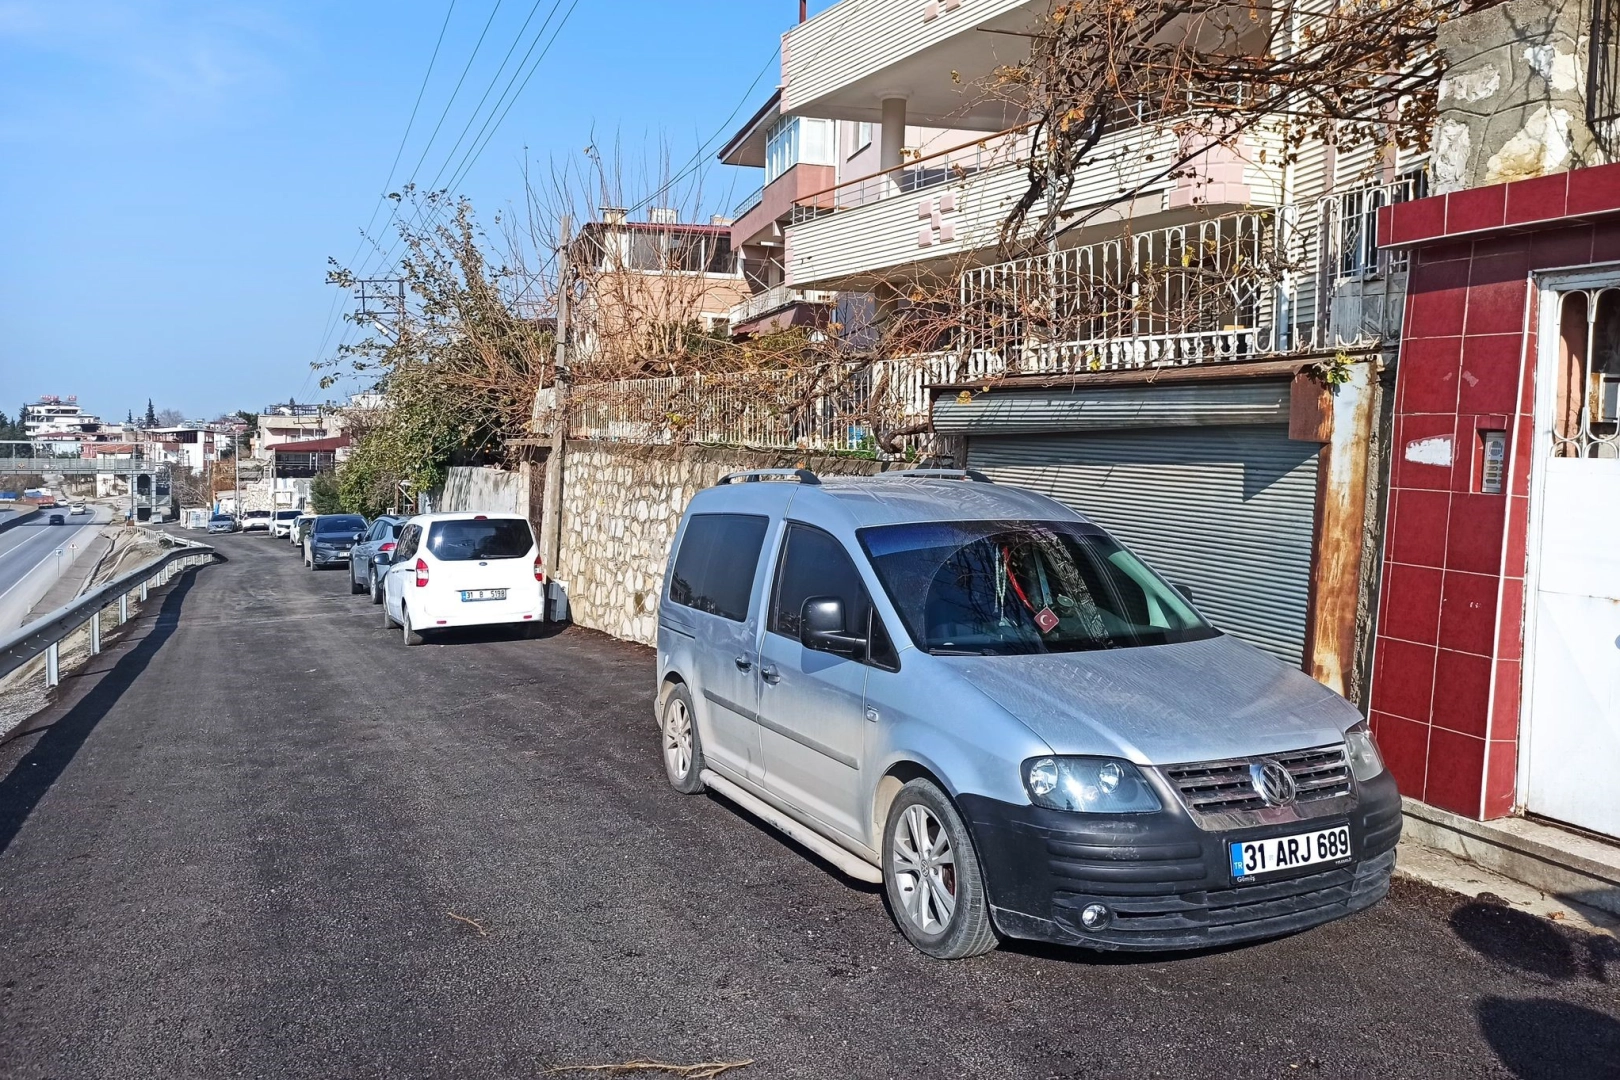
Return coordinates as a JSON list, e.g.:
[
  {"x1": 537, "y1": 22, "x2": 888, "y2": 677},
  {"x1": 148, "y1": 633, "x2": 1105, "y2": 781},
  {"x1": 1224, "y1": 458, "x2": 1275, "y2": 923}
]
[{"x1": 0, "y1": 508, "x2": 105, "y2": 630}]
